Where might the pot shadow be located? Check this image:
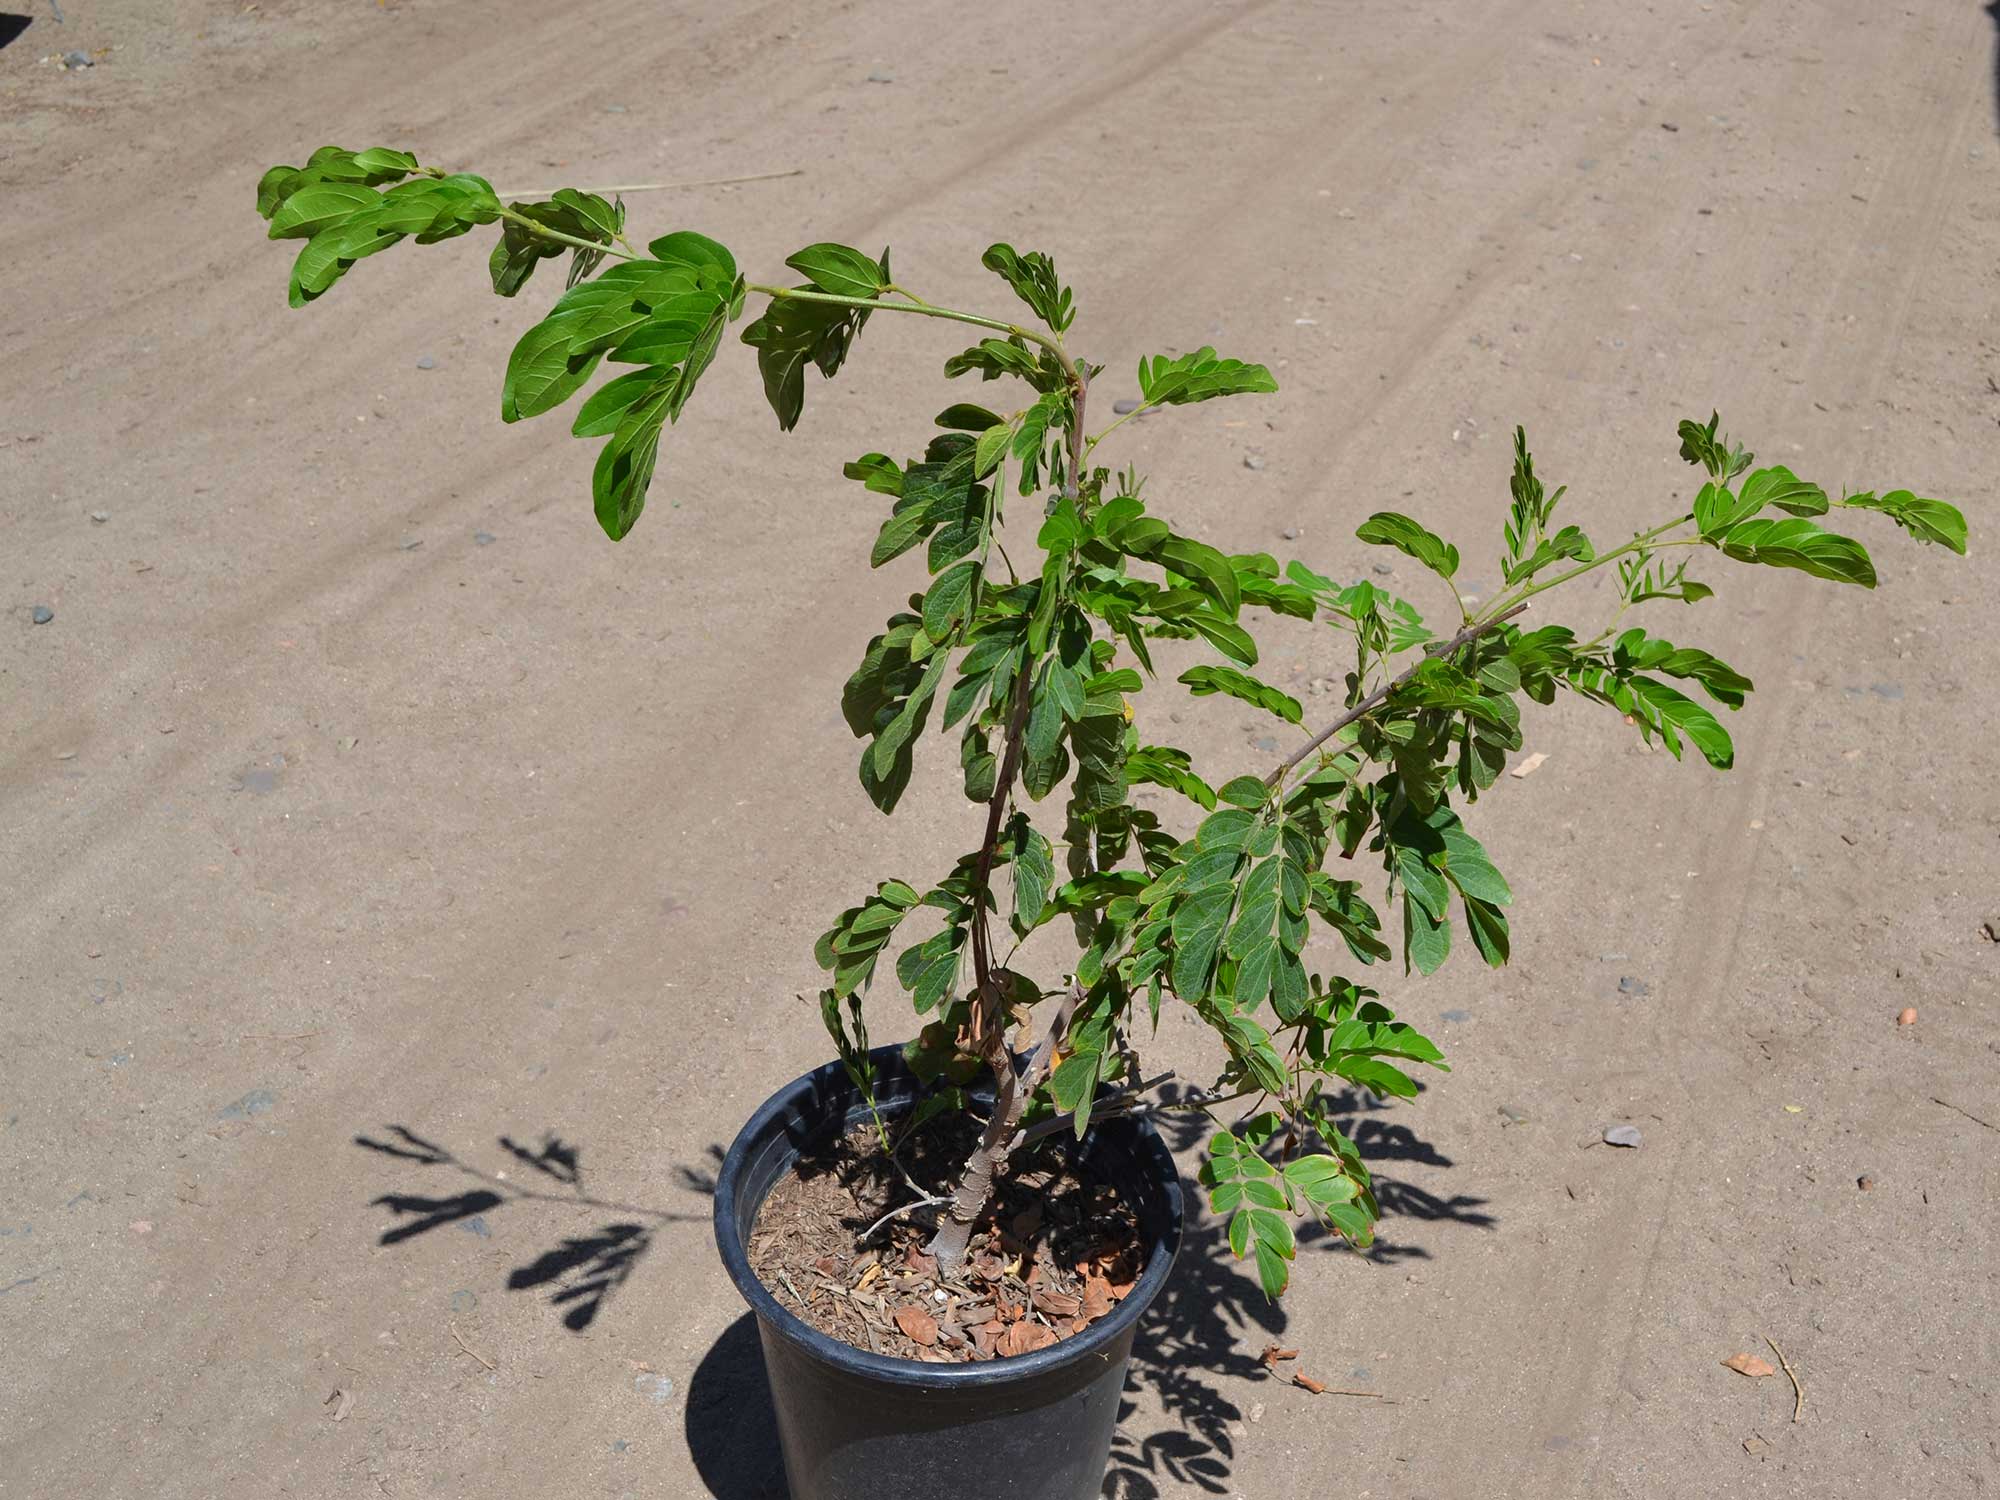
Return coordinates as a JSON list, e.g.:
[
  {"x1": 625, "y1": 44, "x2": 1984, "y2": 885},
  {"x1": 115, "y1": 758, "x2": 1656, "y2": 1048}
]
[
  {"x1": 355, "y1": 1124, "x2": 705, "y2": 1332},
  {"x1": 0, "y1": 14, "x2": 32, "y2": 52}
]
